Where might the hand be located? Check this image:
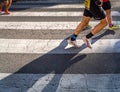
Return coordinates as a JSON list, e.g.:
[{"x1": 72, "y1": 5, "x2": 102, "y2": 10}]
[
  {"x1": 99, "y1": 0, "x2": 103, "y2": 7},
  {"x1": 95, "y1": 0, "x2": 103, "y2": 7}
]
